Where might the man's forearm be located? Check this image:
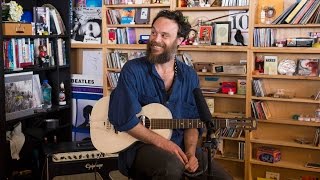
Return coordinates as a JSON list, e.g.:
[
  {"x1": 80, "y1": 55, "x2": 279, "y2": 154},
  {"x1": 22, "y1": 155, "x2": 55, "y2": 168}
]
[
  {"x1": 184, "y1": 128, "x2": 199, "y2": 155},
  {"x1": 127, "y1": 123, "x2": 168, "y2": 147}
]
